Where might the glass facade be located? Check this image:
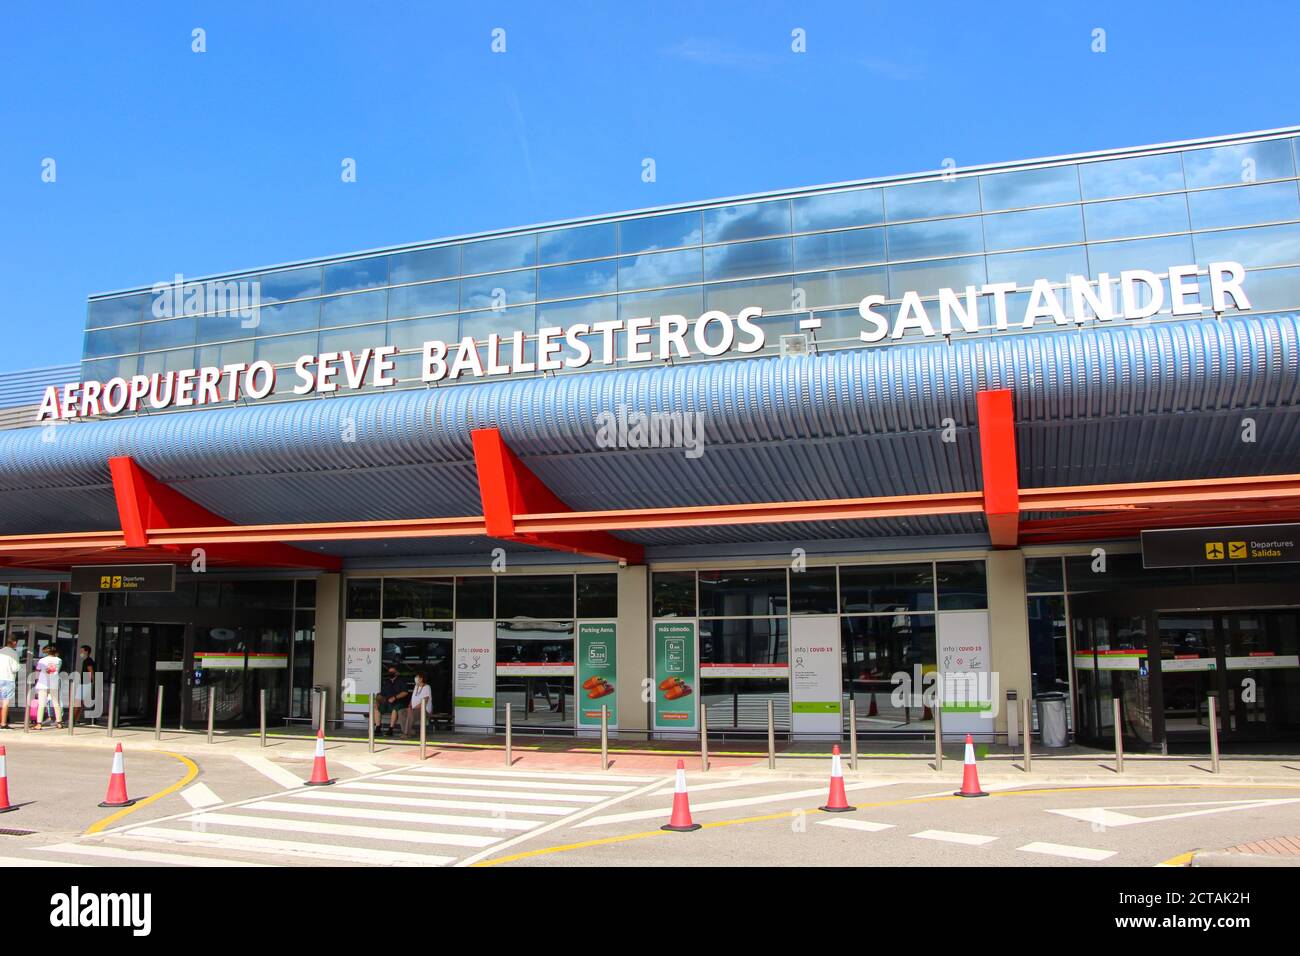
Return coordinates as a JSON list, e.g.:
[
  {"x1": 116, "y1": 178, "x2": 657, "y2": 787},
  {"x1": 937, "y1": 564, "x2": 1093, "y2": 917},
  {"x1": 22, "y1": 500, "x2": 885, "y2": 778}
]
[
  {"x1": 652, "y1": 561, "x2": 988, "y2": 735},
  {"x1": 81, "y1": 134, "x2": 1300, "y2": 408}
]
